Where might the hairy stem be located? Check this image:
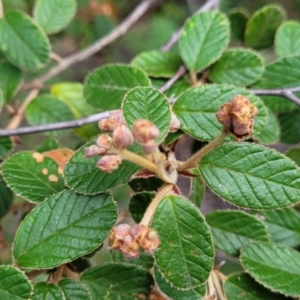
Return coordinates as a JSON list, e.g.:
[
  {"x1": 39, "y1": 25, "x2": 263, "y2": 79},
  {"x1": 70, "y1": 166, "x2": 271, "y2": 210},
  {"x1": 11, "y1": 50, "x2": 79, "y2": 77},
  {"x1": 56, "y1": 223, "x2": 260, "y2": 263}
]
[
  {"x1": 178, "y1": 131, "x2": 228, "y2": 172},
  {"x1": 190, "y1": 71, "x2": 198, "y2": 87},
  {"x1": 64, "y1": 265, "x2": 80, "y2": 280},
  {"x1": 140, "y1": 184, "x2": 174, "y2": 226},
  {"x1": 212, "y1": 270, "x2": 226, "y2": 300}
]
